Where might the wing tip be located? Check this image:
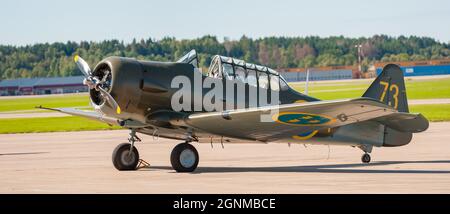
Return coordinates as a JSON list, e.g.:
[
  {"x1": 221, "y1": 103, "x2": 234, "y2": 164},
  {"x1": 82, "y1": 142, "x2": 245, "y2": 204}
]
[{"x1": 35, "y1": 105, "x2": 61, "y2": 112}]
